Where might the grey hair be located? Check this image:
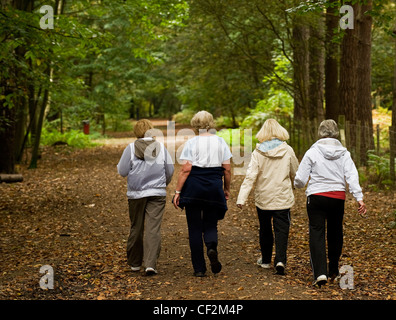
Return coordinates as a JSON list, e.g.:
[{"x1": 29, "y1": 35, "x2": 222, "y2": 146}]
[
  {"x1": 190, "y1": 110, "x2": 216, "y2": 131},
  {"x1": 318, "y1": 119, "x2": 339, "y2": 139}
]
